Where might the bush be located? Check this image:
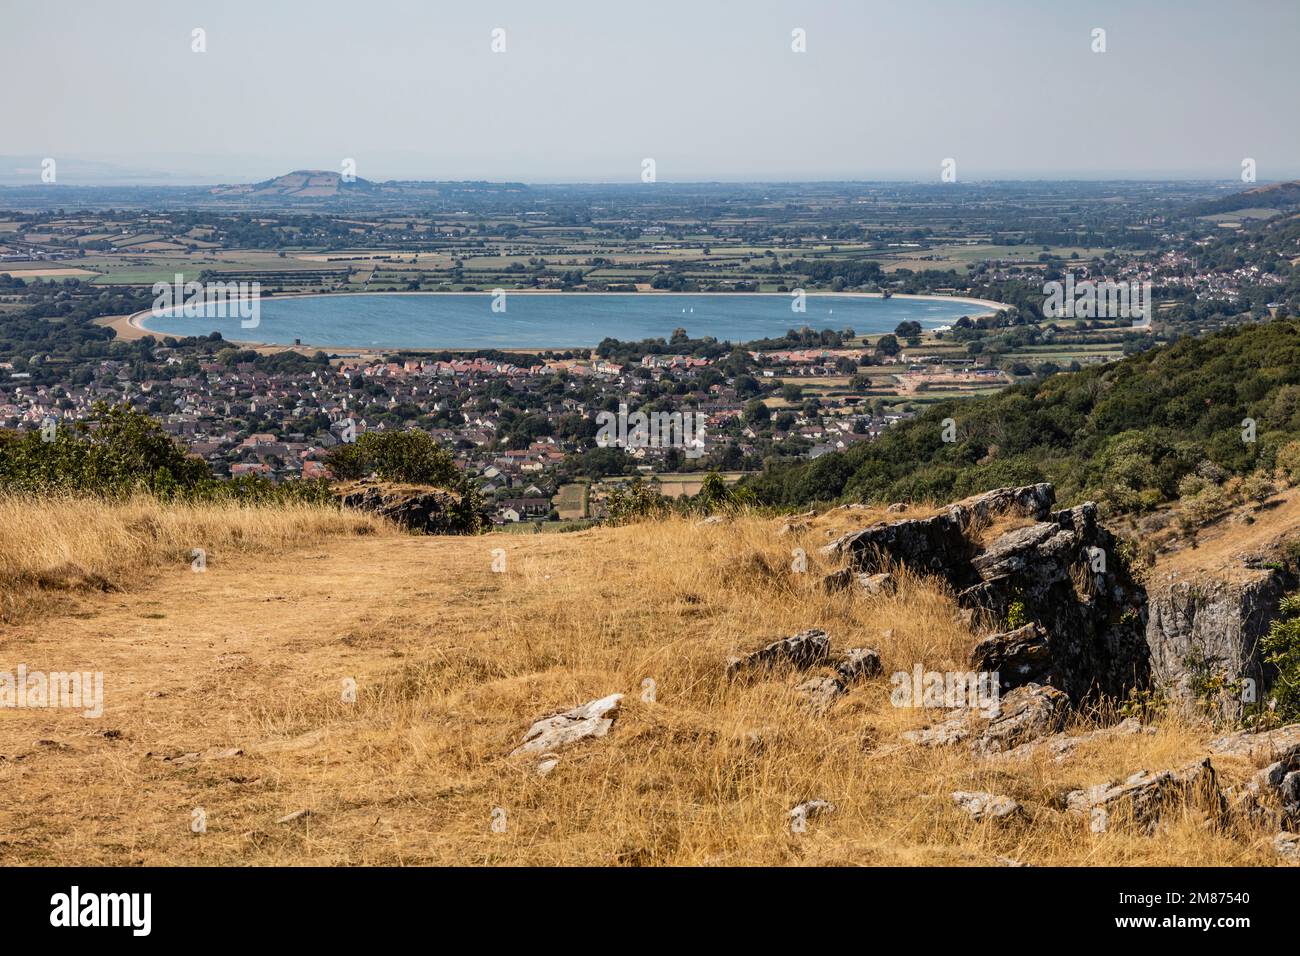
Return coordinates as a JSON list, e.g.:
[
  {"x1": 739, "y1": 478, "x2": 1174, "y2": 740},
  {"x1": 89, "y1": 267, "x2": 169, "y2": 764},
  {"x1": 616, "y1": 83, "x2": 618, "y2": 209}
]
[
  {"x1": 1182, "y1": 485, "x2": 1227, "y2": 524},
  {"x1": 326, "y1": 430, "x2": 483, "y2": 530},
  {"x1": 0, "y1": 404, "x2": 332, "y2": 505},
  {"x1": 326, "y1": 429, "x2": 464, "y2": 487},
  {"x1": 1239, "y1": 474, "x2": 1276, "y2": 503},
  {"x1": 605, "y1": 471, "x2": 753, "y2": 525},
  {"x1": 1277, "y1": 440, "x2": 1300, "y2": 484},
  {"x1": 605, "y1": 478, "x2": 671, "y2": 525},
  {"x1": 1261, "y1": 593, "x2": 1300, "y2": 723}
]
